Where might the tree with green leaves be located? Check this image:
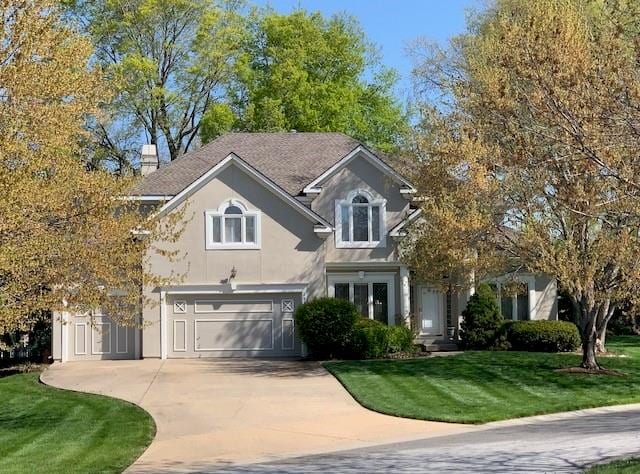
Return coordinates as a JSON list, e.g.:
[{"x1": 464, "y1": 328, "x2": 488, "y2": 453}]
[
  {"x1": 0, "y1": 0, "x2": 184, "y2": 333},
  {"x1": 201, "y1": 9, "x2": 409, "y2": 152},
  {"x1": 64, "y1": 0, "x2": 246, "y2": 168},
  {"x1": 406, "y1": 0, "x2": 640, "y2": 369}
]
